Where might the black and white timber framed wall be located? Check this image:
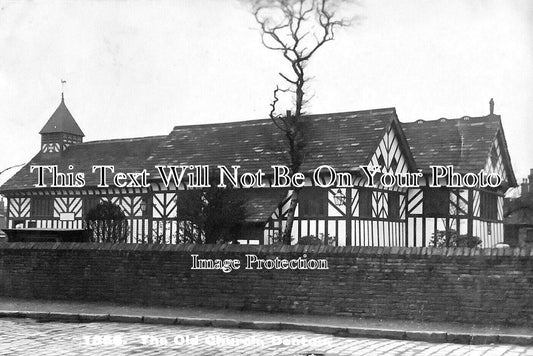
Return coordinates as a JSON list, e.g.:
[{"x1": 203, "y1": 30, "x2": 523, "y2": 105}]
[{"x1": 0, "y1": 99, "x2": 517, "y2": 247}]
